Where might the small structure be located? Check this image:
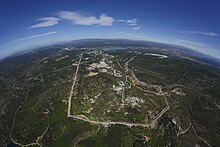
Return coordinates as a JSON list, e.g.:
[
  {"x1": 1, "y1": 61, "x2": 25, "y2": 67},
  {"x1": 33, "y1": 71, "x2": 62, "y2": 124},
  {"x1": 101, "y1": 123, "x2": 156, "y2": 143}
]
[{"x1": 125, "y1": 96, "x2": 139, "y2": 107}]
